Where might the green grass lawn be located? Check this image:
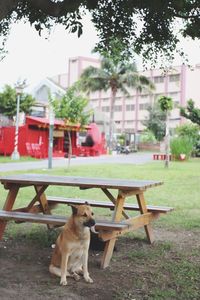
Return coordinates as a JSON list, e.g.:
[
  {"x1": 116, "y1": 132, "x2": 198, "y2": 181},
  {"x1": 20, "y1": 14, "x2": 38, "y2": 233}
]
[
  {"x1": 0, "y1": 159, "x2": 200, "y2": 299},
  {"x1": 0, "y1": 156, "x2": 38, "y2": 163},
  {"x1": 0, "y1": 158, "x2": 200, "y2": 230}
]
